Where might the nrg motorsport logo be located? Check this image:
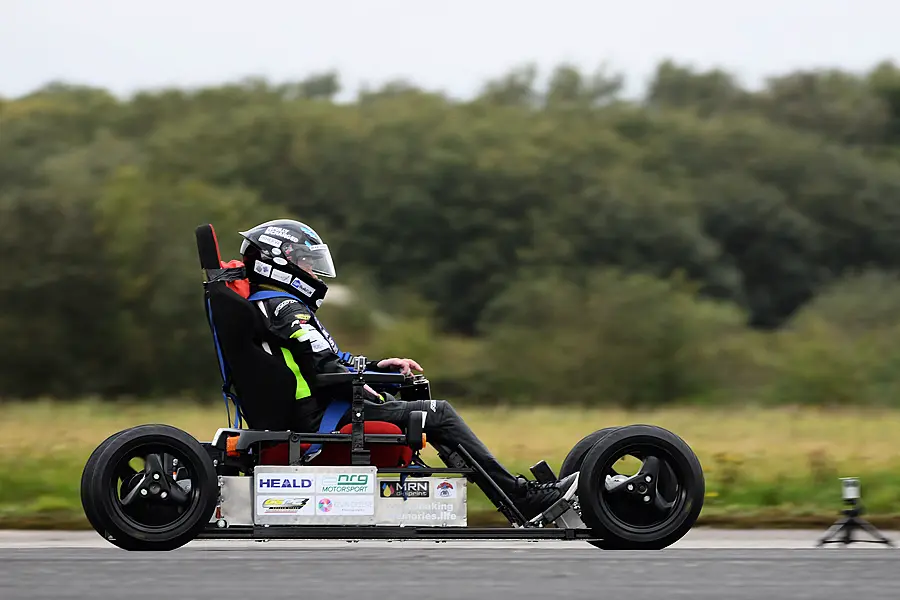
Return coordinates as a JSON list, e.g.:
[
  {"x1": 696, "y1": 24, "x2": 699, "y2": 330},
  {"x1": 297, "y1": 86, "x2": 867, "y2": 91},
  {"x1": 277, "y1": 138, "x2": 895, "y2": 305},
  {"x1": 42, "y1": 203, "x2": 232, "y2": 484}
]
[{"x1": 319, "y1": 473, "x2": 371, "y2": 494}]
